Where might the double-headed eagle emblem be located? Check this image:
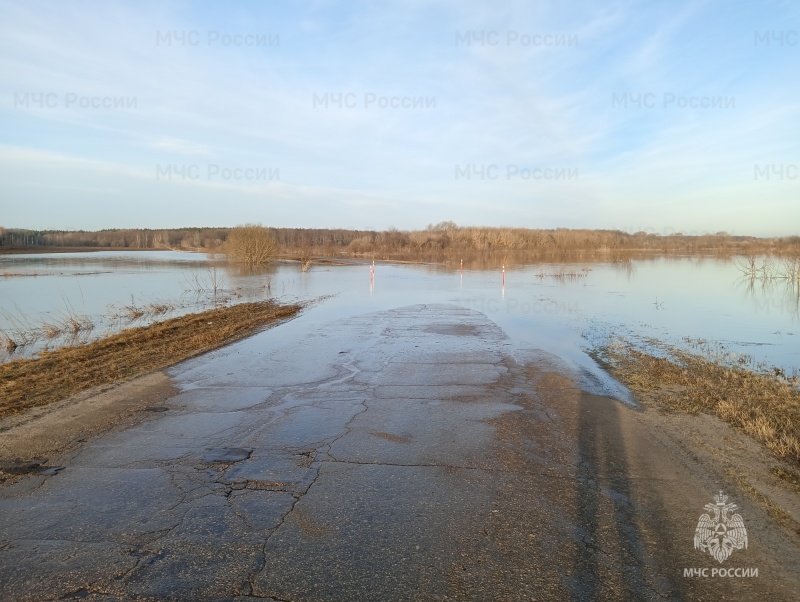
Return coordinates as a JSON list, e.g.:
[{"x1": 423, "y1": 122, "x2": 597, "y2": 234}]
[{"x1": 693, "y1": 490, "x2": 748, "y2": 563}]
